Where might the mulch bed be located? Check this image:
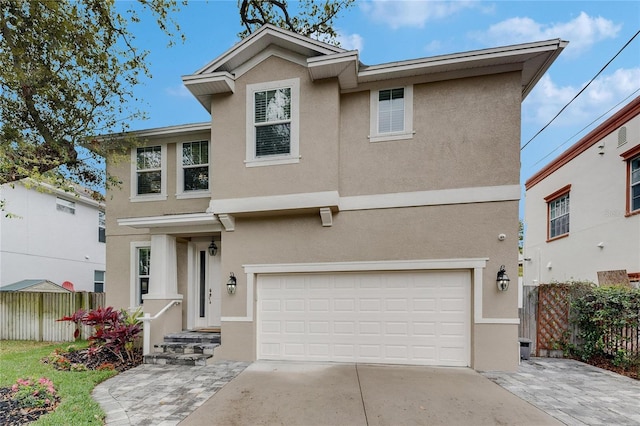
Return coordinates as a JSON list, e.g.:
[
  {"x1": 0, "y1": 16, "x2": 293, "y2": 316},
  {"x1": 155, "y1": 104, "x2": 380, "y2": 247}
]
[
  {"x1": 0, "y1": 347, "x2": 143, "y2": 425},
  {"x1": 581, "y1": 355, "x2": 639, "y2": 380},
  {"x1": 0, "y1": 388, "x2": 60, "y2": 426}
]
